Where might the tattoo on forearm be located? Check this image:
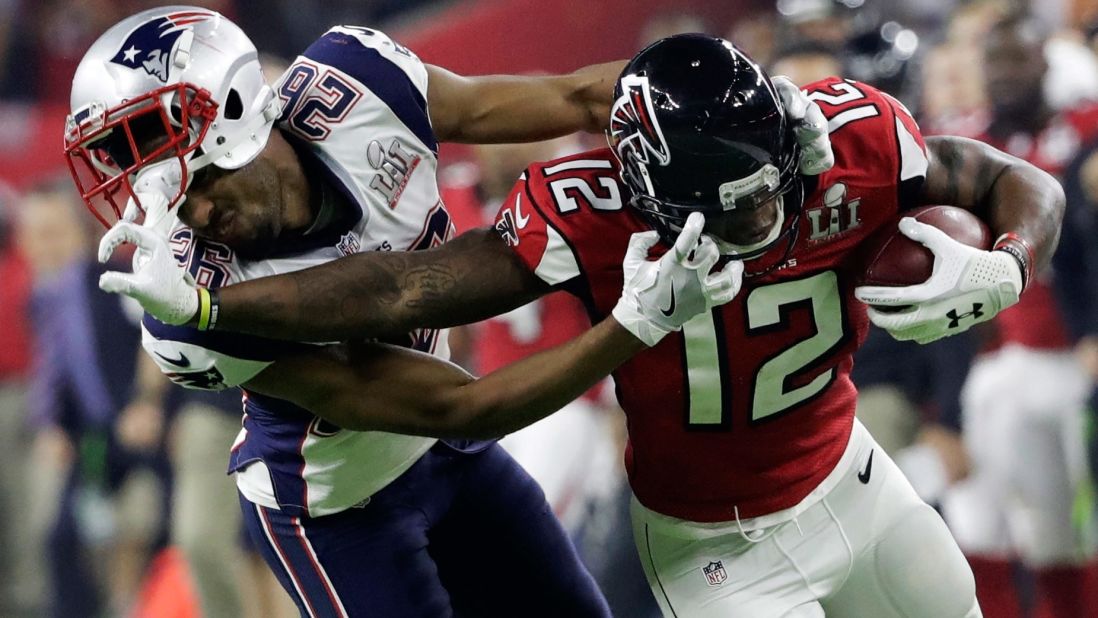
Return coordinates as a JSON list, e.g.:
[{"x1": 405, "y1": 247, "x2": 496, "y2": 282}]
[
  {"x1": 289, "y1": 251, "x2": 487, "y2": 335},
  {"x1": 237, "y1": 229, "x2": 540, "y2": 340},
  {"x1": 289, "y1": 254, "x2": 410, "y2": 334},
  {"x1": 401, "y1": 263, "x2": 461, "y2": 313}
]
